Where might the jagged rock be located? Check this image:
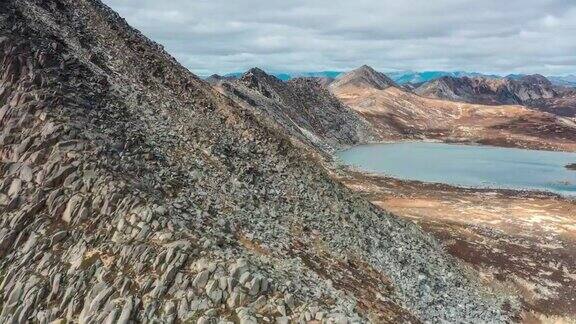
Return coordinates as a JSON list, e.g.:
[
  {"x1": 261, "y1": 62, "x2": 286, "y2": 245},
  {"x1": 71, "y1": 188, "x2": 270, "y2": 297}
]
[
  {"x1": 103, "y1": 308, "x2": 118, "y2": 324},
  {"x1": 283, "y1": 294, "x2": 295, "y2": 311},
  {"x1": 276, "y1": 316, "x2": 290, "y2": 324},
  {"x1": 19, "y1": 165, "x2": 33, "y2": 182},
  {"x1": 50, "y1": 231, "x2": 67, "y2": 244},
  {"x1": 193, "y1": 270, "x2": 210, "y2": 289},
  {"x1": 238, "y1": 272, "x2": 251, "y2": 285},
  {"x1": 8, "y1": 178, "x2": 21, "y2": 198},
  {"x1": 0, "y1": 193, "x2": 9, "y2": 206},
  {"x1": 197, "y1": 316, "x2": 210, "y2": 324},
  {"x1": 117, "y1": 297, "x2": 133, "y2": 324},
  {"x1": 246, "y1": 276, "x2": 261, "y2": 296},
  {"x1": 61, "y1": 195, "x2": 83, "y2": 223},
  {"x1": 227, "y1": 290, "x2": 247, "y2": 308}
]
